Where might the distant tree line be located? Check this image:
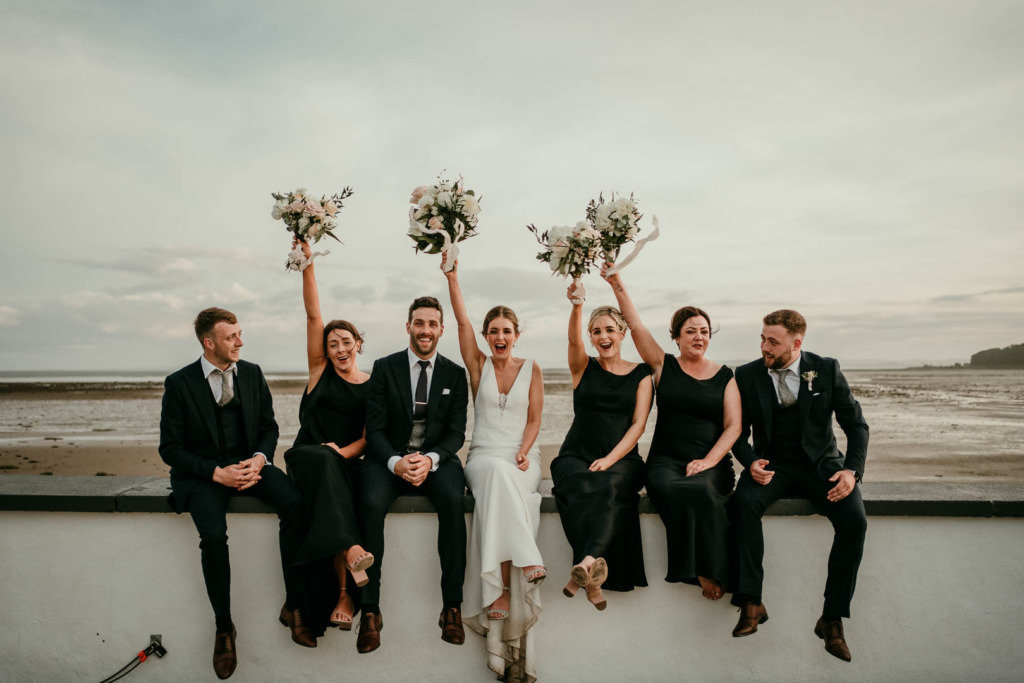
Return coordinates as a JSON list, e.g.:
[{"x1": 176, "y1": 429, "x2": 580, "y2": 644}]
[{"x1": 970, "y1": 343, "x2": 1024, "y2": 368}]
